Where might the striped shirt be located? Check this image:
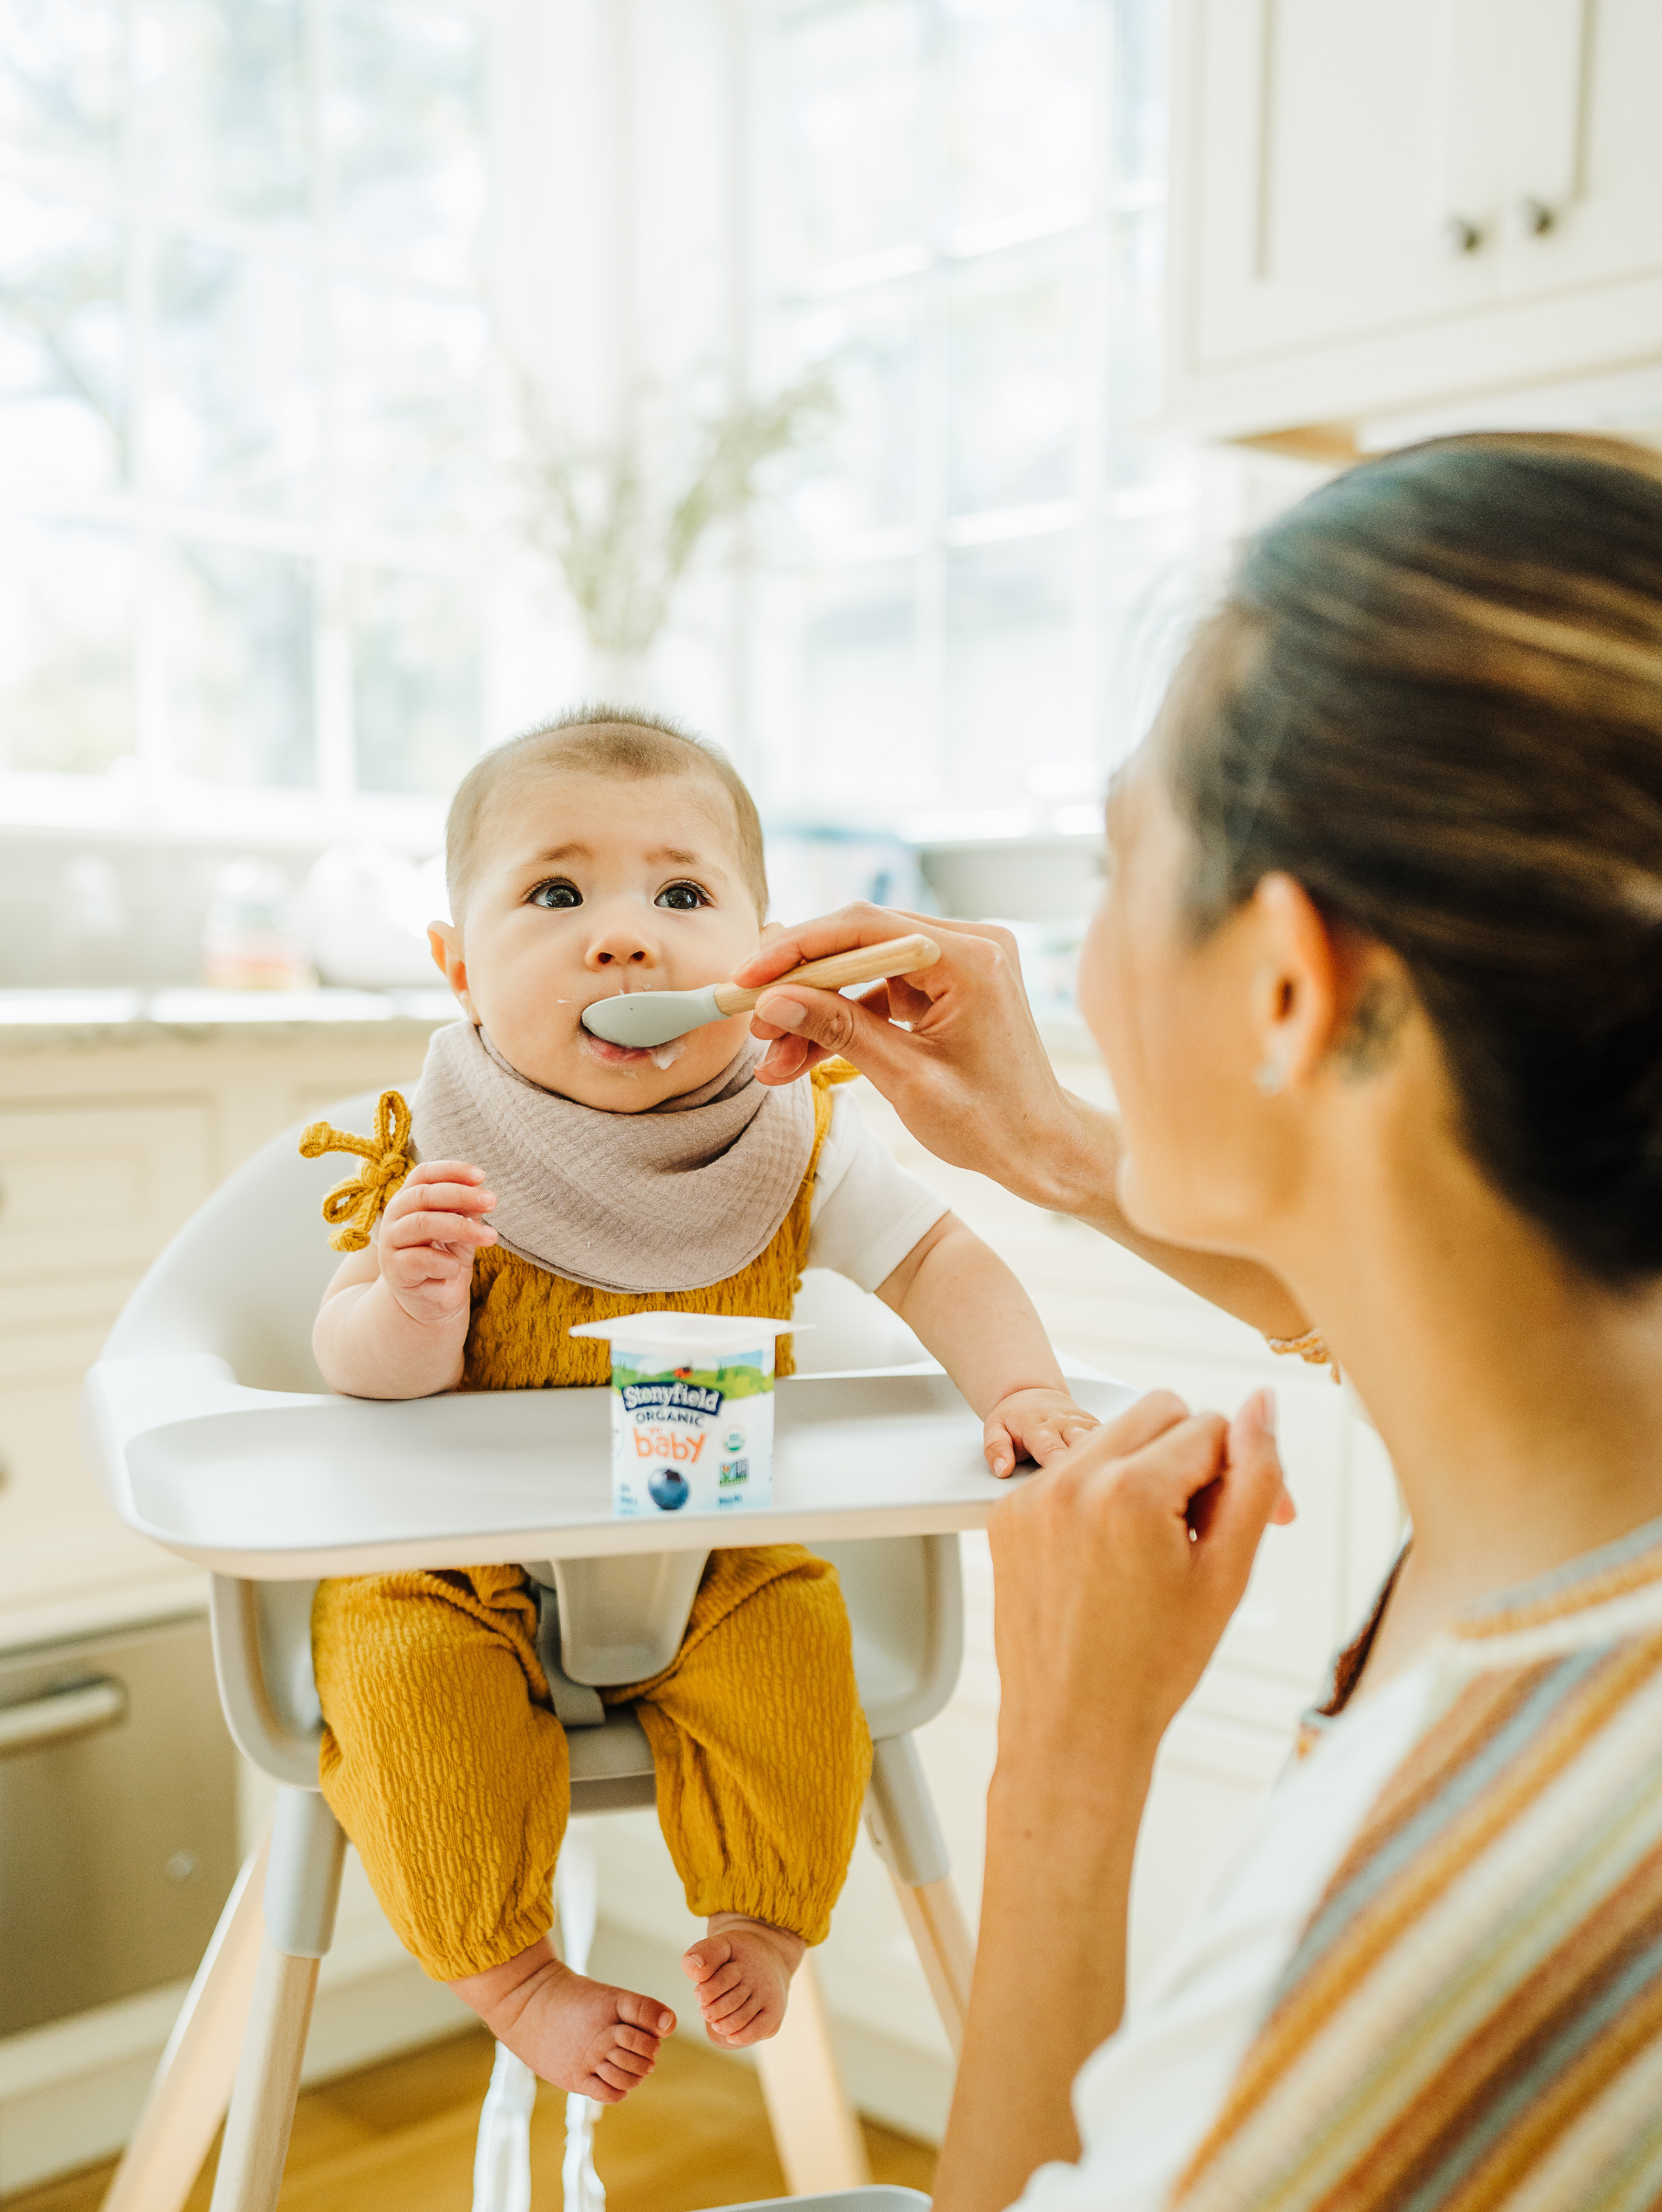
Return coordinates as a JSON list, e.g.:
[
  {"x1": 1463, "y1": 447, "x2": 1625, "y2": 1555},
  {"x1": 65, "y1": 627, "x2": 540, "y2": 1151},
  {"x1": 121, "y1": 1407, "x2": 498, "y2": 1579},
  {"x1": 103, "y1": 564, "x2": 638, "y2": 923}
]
[{"x1": 1019, "y1": 1516, "x2": 1662, "y2": 2212}]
